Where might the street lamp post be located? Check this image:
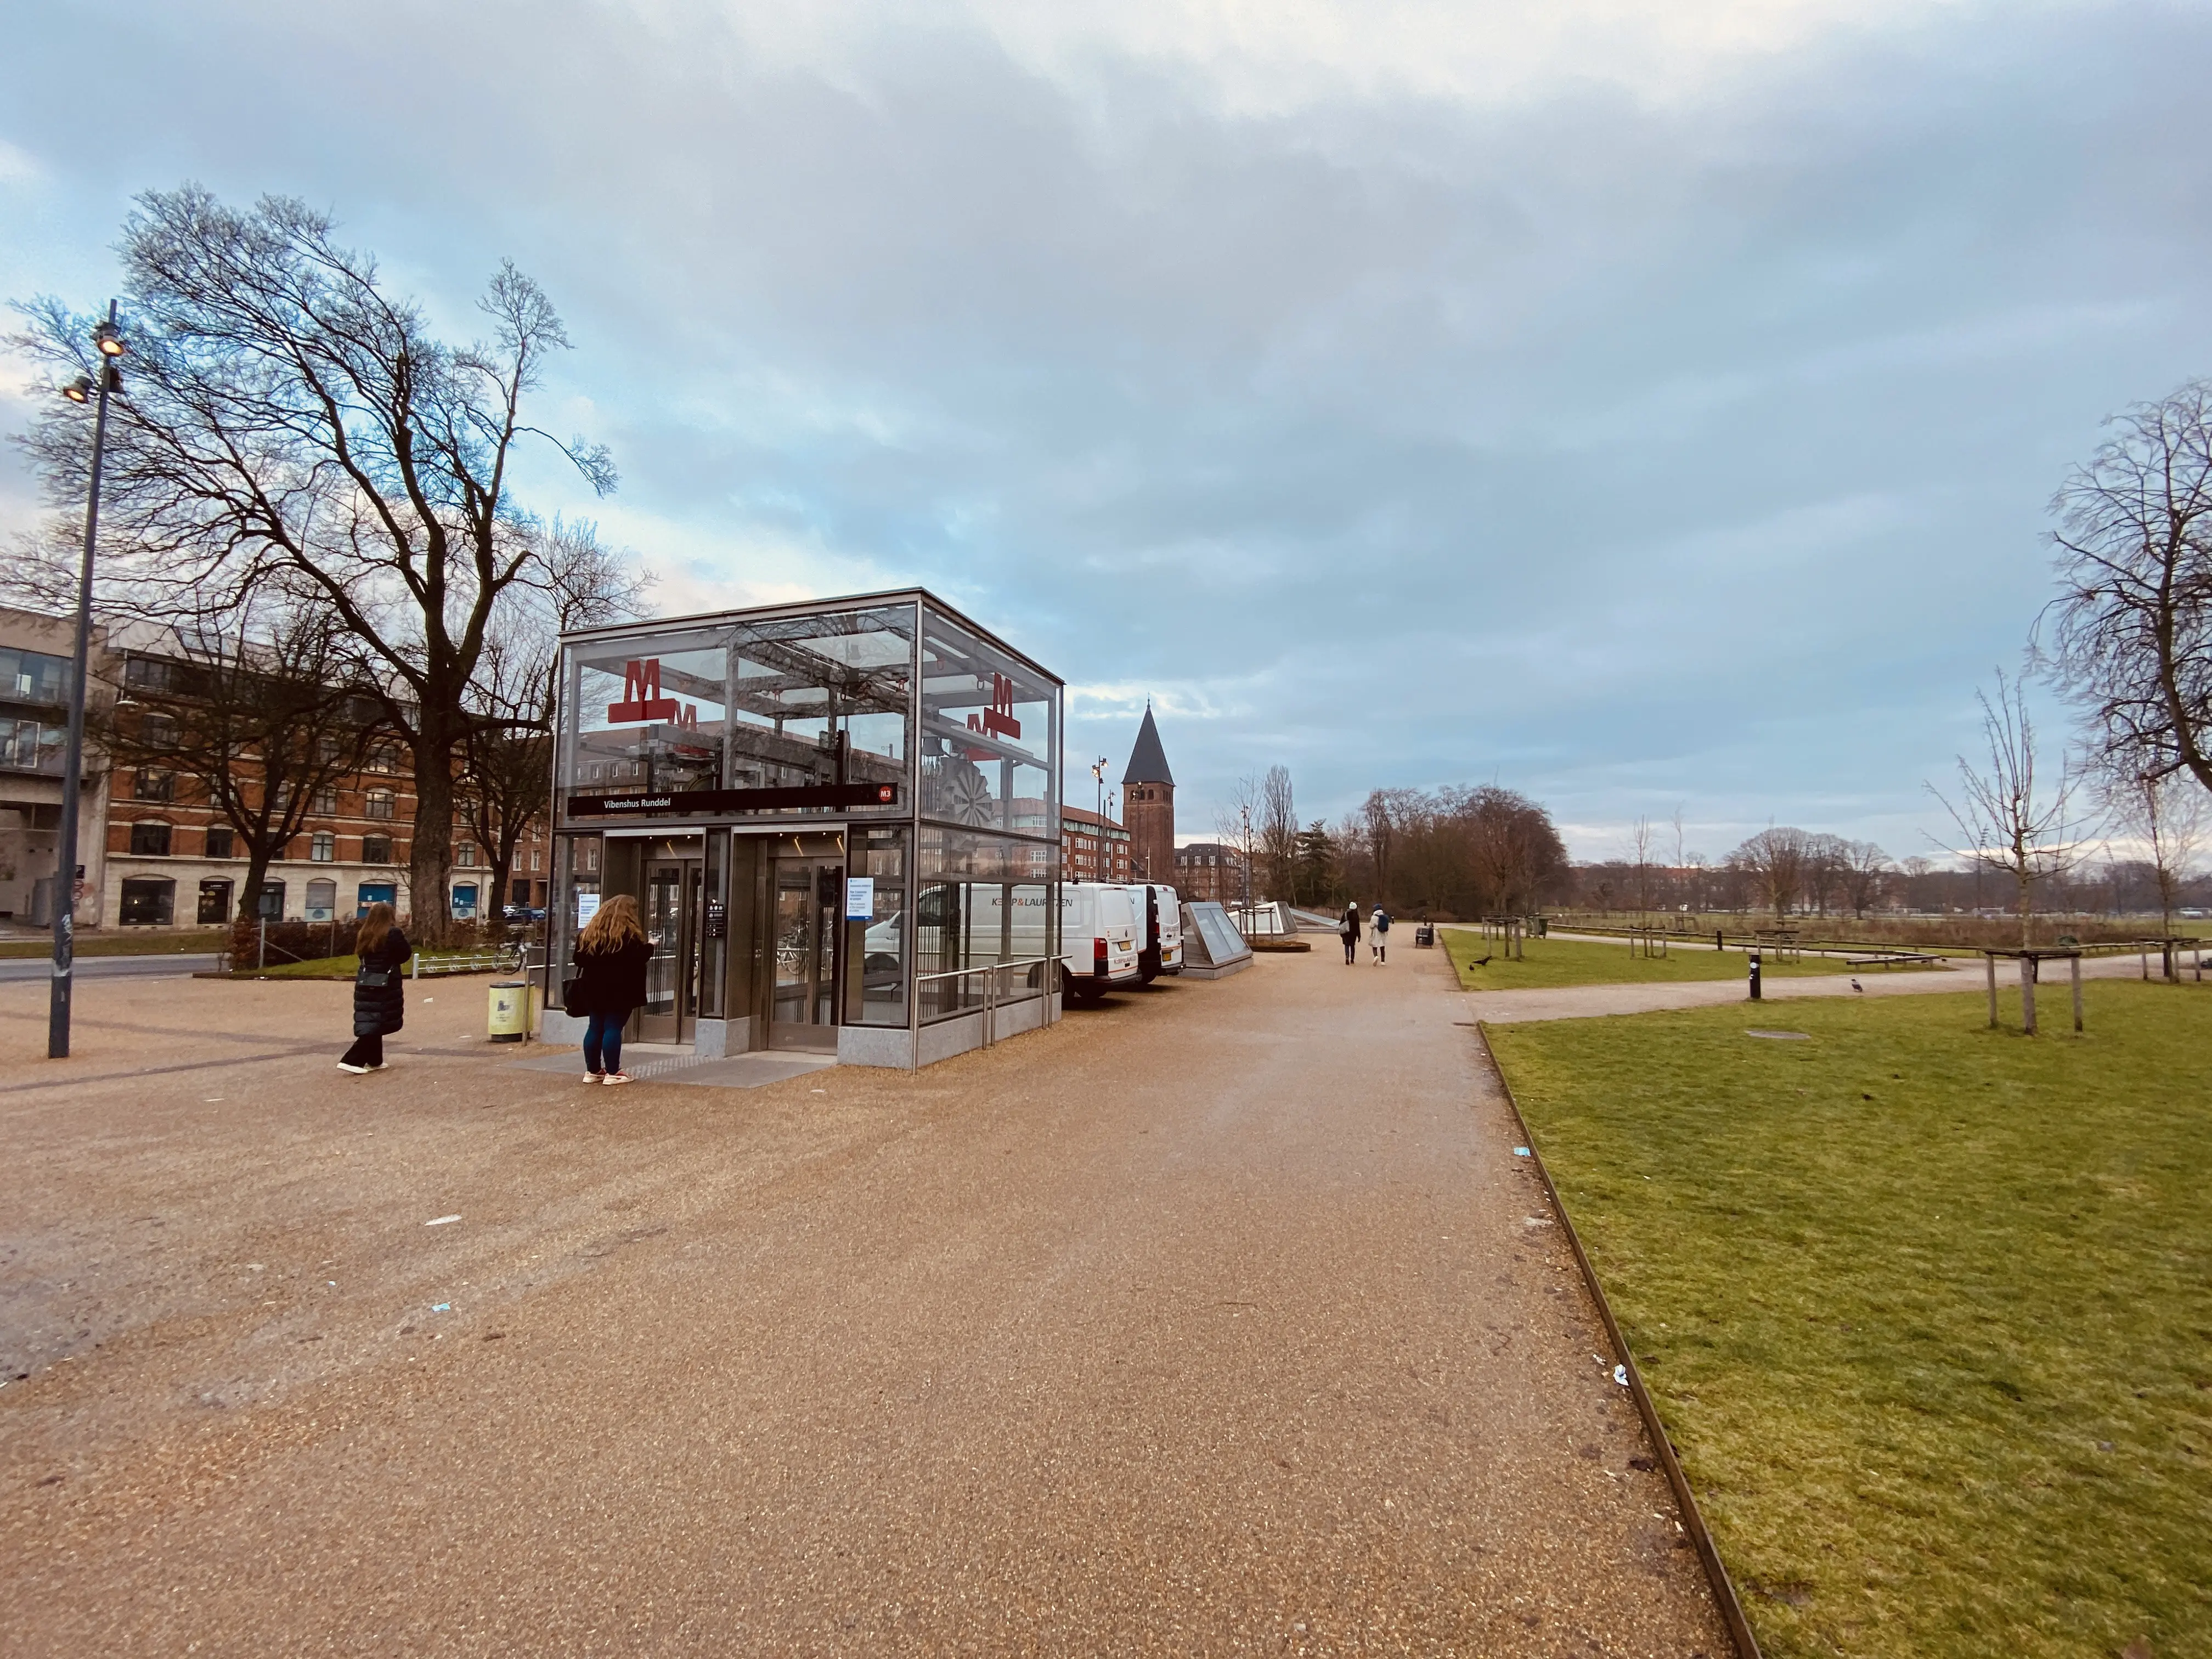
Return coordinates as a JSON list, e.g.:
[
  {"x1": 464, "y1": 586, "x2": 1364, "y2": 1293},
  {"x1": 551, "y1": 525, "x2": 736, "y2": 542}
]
[
  {"x1": 1089, "y1": 756, "x2": 1108, "y2": 880},
  {"x1": 49, "y1": 302, "x2": 125, "y2": 1060}
]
